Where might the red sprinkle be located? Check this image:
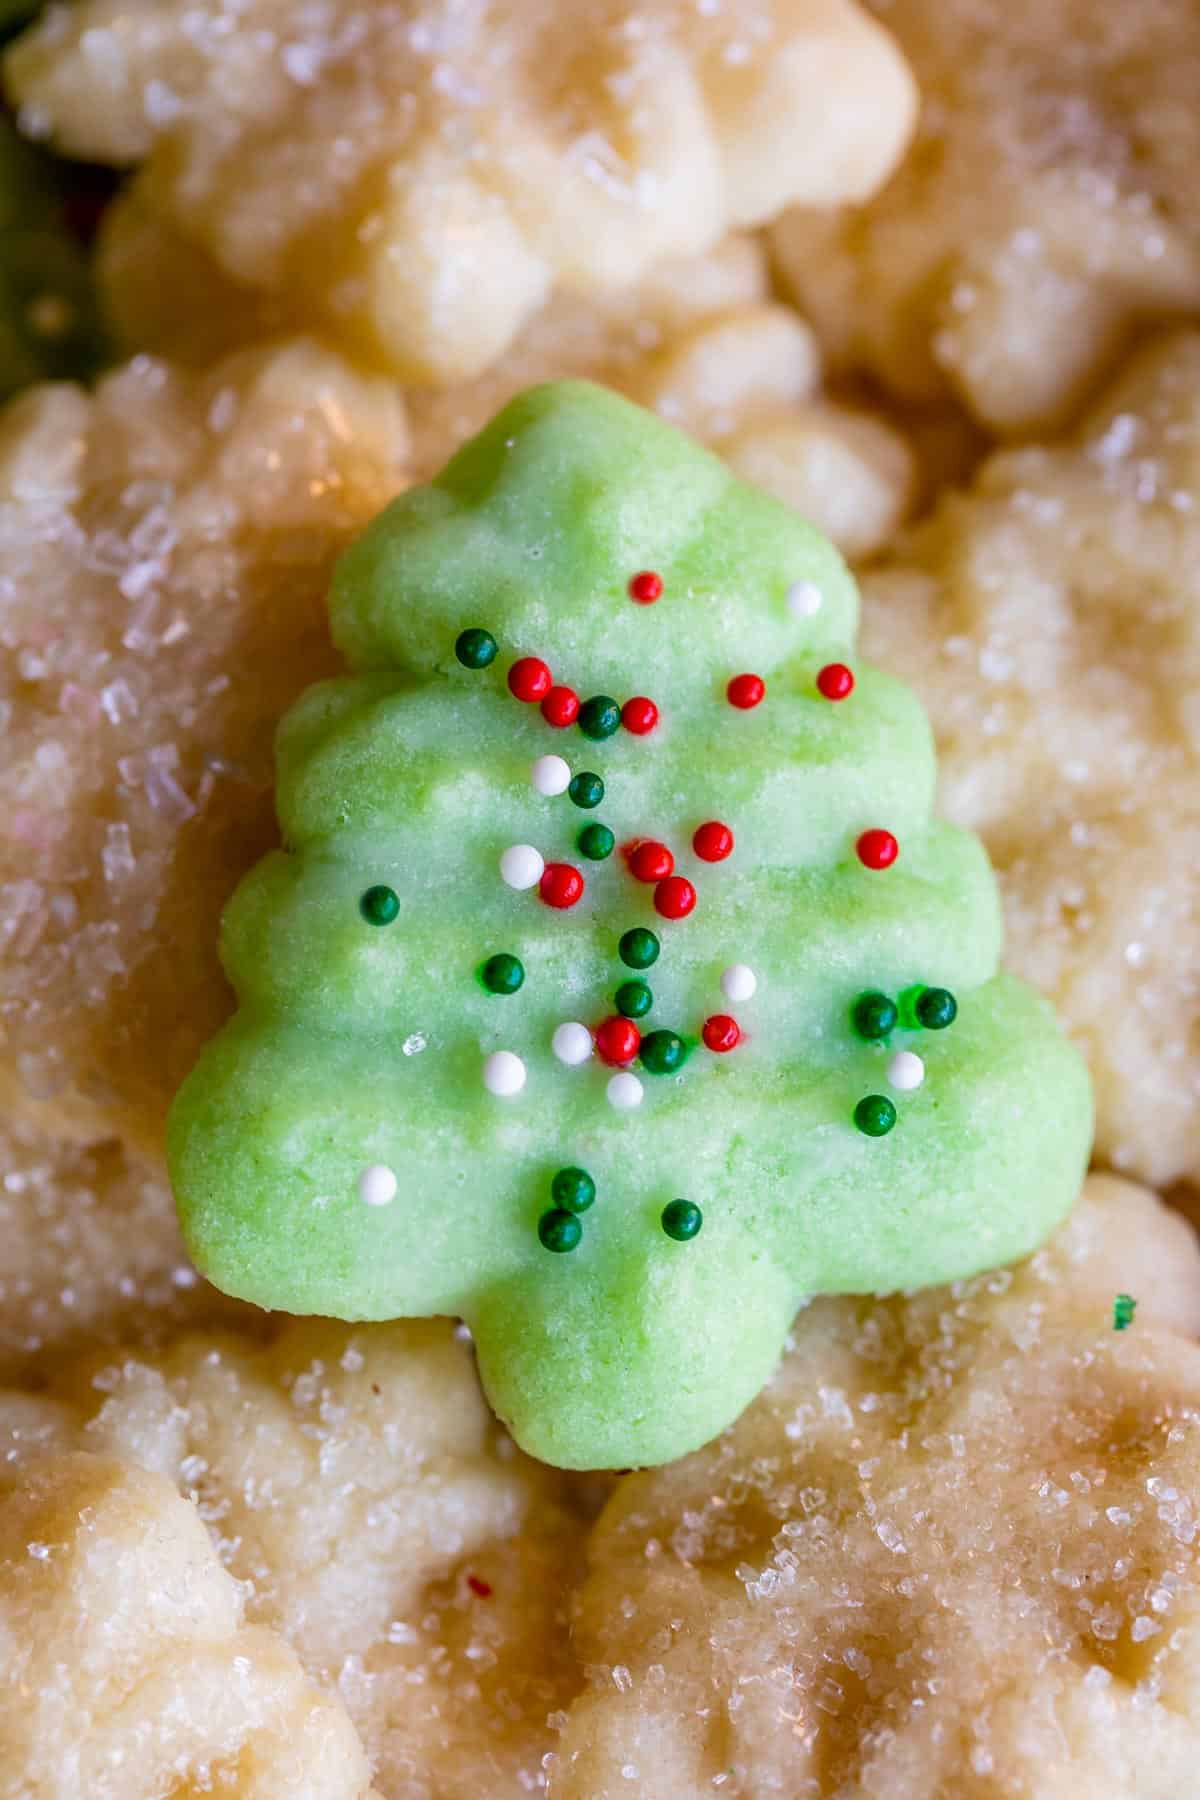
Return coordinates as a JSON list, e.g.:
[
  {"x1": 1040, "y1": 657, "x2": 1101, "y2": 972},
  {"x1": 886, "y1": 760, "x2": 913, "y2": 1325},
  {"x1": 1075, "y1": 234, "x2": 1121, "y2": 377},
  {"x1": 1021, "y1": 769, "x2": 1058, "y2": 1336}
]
[
  {"x1": 628, "y1": 570, "x2": 663, "y2": 604},
  {"x1": 655, "y1": 875, "x2": 697, "y2": 920},
  {"x1": 541, "y1": 685, "x2": 580, "y2": 728},
  {"x1": 817, "y1": 662, "x2": 855, "y2": 701},
  {"x1": 508, "y1": 657, "x2": 552, "y2": 703},
  {"x1": 692, "y1": 820, "x2": 733, "y2": 863},
  {"x1": 540, "y1": 862, "x2": 585, "y2": 908},
  {"x1": 621, "y1": 696, "x2": 659, "y2": 736},
  {"x1": 467, "y1": 1574, "x2": 493, "y2": 1598},
  {"x1": 857, "y1": 829, "x2": 899, "y2": 870},
  {"x1": 702, "y1": 1014, "x2": 741, "y2": 1053},
  {"x1": 727, "y1": 673, "x2": 765, "y2": 710},
  {"x1": 595, "y1": 1016, "x2": 641, "y2": 1065},
  {"x1": 629, "y1": 840, "x2": 674, "y2": 883}
]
